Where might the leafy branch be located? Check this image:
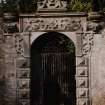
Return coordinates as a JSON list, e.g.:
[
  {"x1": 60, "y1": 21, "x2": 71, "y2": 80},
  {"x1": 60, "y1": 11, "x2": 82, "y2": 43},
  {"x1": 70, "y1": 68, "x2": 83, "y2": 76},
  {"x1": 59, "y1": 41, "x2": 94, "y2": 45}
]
[{"x1": 68, "y1": 0, "x2": 93, "y2": 12}]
